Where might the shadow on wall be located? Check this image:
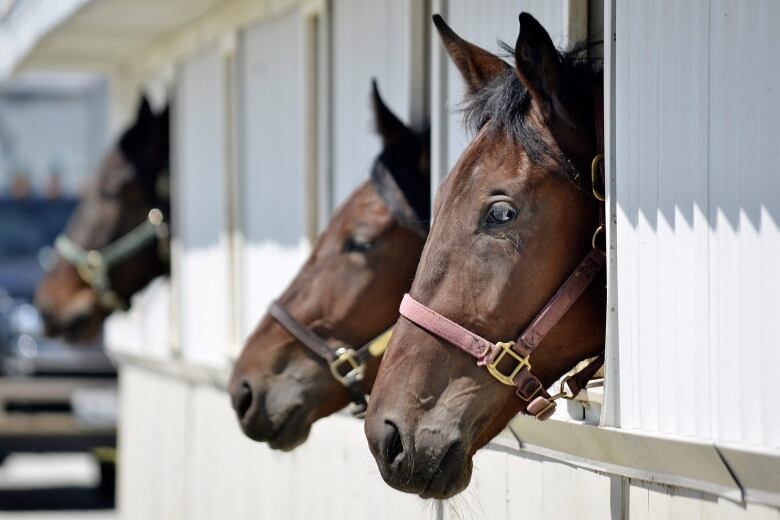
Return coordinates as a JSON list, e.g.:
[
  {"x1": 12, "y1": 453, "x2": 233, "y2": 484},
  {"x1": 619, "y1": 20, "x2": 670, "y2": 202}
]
[{"x1": 617, "y1": 0, "x2": 779, "y2": 233}]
